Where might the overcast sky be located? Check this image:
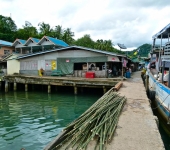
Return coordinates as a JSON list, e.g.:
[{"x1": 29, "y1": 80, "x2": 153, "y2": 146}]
[{"x1": 1, "y1": 0, "x2": 170, "y2": 51}]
